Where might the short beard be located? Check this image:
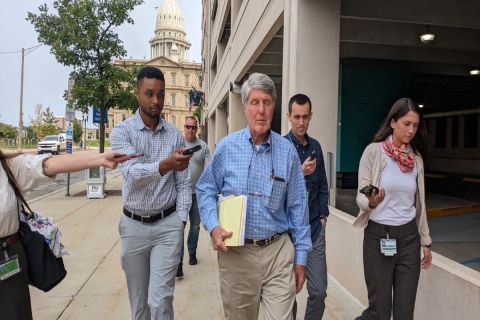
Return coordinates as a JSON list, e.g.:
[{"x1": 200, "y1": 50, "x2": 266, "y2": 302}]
[{"x1": 140, "y1": 108, "x2": 160, "y2": 120}]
